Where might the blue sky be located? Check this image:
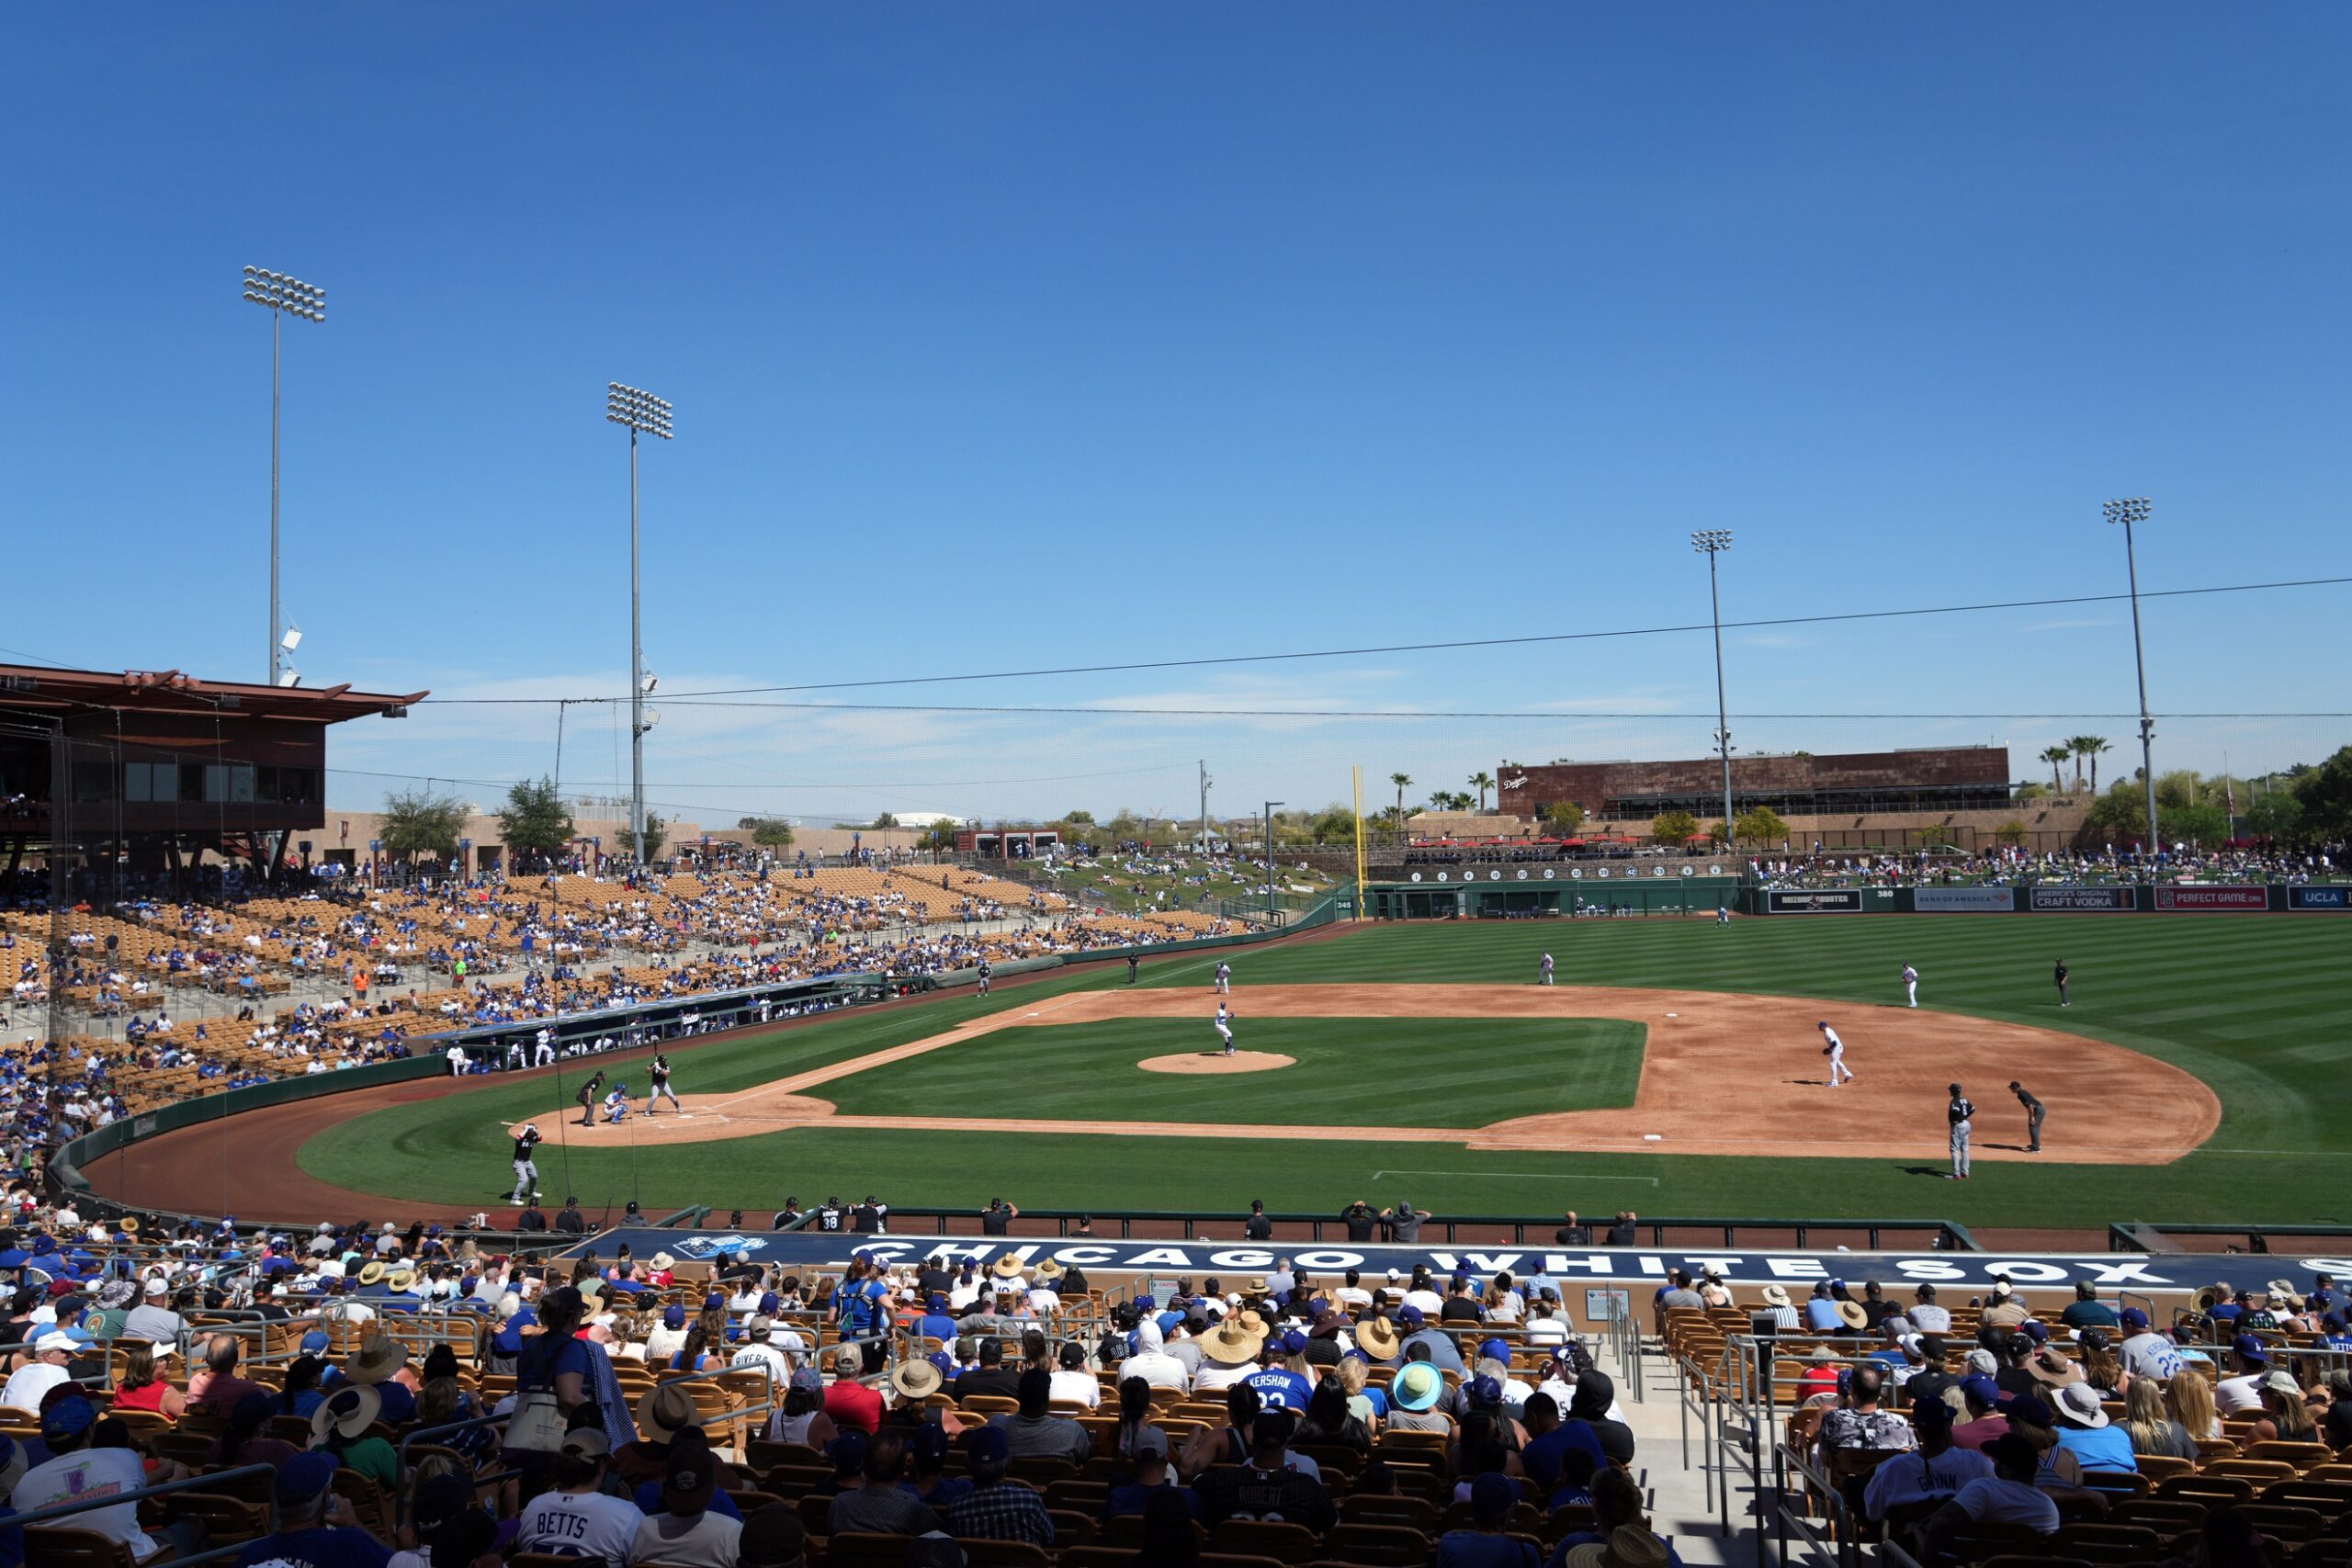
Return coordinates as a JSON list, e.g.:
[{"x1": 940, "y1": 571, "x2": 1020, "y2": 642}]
[{"x1": 6, "y1": 7, "x2": 2347, "y2": 827}]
